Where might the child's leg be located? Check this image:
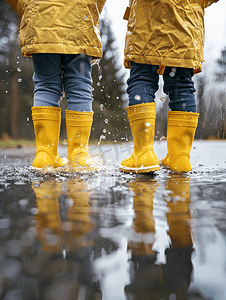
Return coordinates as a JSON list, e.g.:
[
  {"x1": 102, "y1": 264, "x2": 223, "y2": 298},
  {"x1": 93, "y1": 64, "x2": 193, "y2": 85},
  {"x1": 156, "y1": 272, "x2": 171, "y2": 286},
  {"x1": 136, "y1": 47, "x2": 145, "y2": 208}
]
[
  {"x1": 163, "y1": 67, "x2": 196, "y2": 112},
  {"x1": 31, "y1": 54, "x2": 66, "y2": 169},
  {"x1": 119, "y1": 62, "x2": 160, "y2": 173},
  {"x1": 62, "y1": 54, "x2": 93, "y2": 168},
  {"x1": 162, "y1": 67, "x2": 198, "y2": 172},
  {"x1": 62, "y1": 54, "x2": 93, "y2": 112},
  {"x1": 32, "y1": 54, "x2": 63, "y2": 107},
  {"x1": 127, "y1": 62, "x2": 159, "y2": 106}
]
